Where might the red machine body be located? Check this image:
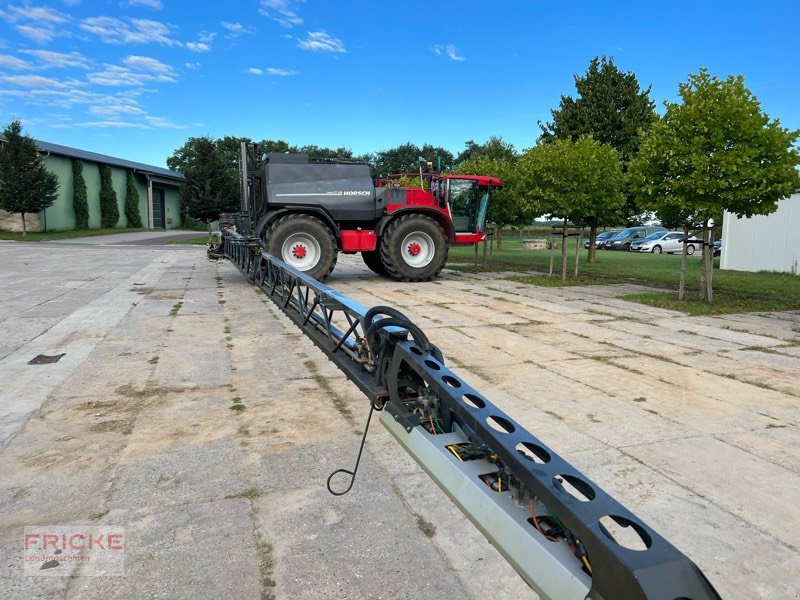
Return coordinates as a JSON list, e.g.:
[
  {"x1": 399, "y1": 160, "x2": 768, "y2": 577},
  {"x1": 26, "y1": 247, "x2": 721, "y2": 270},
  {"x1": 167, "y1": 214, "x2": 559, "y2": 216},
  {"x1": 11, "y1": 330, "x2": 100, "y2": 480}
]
[{"x1": 241, "y1": 151, "x2": 502, "y2": 281}]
